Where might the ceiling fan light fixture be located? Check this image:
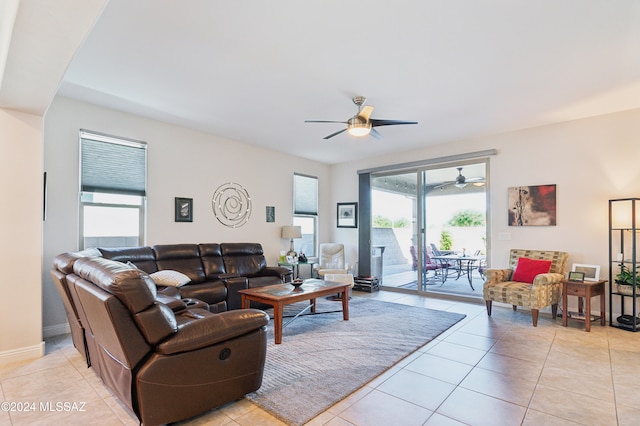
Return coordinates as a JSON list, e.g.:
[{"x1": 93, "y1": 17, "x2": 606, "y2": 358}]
[
  {"x1": 347, "y1": 118, "x2": 371, "y2": 137},
  {"x1": 454, "y1": 167, "x2": 467, "y2": 188}
]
